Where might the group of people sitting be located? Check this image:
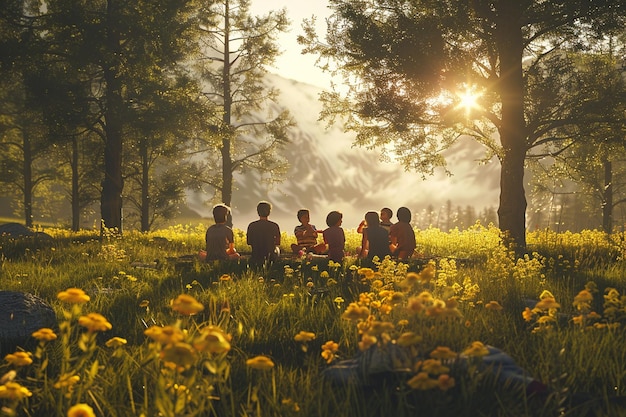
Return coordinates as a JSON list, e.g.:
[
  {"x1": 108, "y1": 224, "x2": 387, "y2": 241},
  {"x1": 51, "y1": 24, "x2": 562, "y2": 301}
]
[{"x1": 204, "y1": 201, "x2": 417, "y2": 267}]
